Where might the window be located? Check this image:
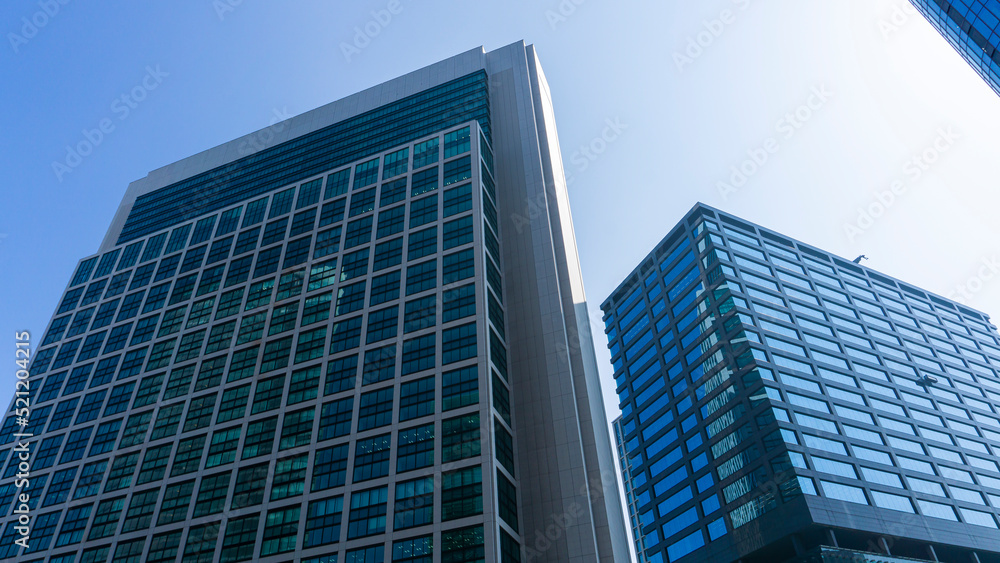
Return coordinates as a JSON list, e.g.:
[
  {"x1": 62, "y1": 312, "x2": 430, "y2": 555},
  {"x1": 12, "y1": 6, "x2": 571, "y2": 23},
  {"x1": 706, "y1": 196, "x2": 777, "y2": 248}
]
[
  {"x1": 320, "y1": 197, "x2": 347, "y2": 226},
  {"x1": 331, "y1": 316, "x2": 363, "y2": 353},
  {"x1": 245, "y1": 278, "x2": 274, "y2": 311},
  {"x1": 354, "y1": 433, "x2": 392, "y2": 482},
  {"x1": 400, "y1": 376, "x2": 434, "y2": 421},
  {"x1": 215, "y1": 288, "x2": 244, "y2": 319},
  {"x1": 74, "y1": 460, "x2": 107, "y2": 499},
  {"x1": 363, "y1": 345, "x2": 397, "y2": 385},
  {"x1": 381, "y1": 177, "x2": 407, "y2": 207},
  {"x1": 443, "y1": 366, "x2": 479, "y2": 411},
  {"x1": 497, "y1": 470, "x2": 518, "y2": 531},
  {"x1": 288, "y1": 365, "x2": 321, "y2": 403},
  {"x1": 411, "y1": 166, "x2": 438, "y2": 196},
  {"x1": 227, "y1": 346, "x2": 258, "y2": 382},
  {"x1": 279, "y1": 407, "x2": 315, "y2": 450},
  {"x1": 122, "y1": 488, "x2": 159, "y2": 532},
  {"x1": 193, "y1": 471, "x2": 232, "y2": 516},
  {"x1": 397, "y1": 423, "x2": 434, "y2": 473},
  {"x1": 261, "y1": 217, "x2": 289, "y2": 245},
  {"x1": 155, "y1": 306, "x2": 186, "y2": 336},
  {"x1": 302, "y1": 292, "x2": 333, "y2": 326},
  {"x1": 183, "y1": 393, "x2": 217, "y2": 432},
  {"x1": 308, "y1": 258, "x2": 338, "y2": 291},
  {"x1": 163, "y1": 365, "x2": 194, "y2": 399},
  {"x1": 368, "y1": 307, "x2": 399, "y2": 344},
  {"x1": 315, "y1": 226, "x2": 342, "y2": 259},
  {"x1": 406, "y1": 259, "x2": 437, "y2": 295},
  {"x1": 305, "y1": 496, "x2": 344, "y2": 548},
  {"x1": 442, "y1": 525, "x2": 485, "y2": 562},
  {"x1": 442, "y1": 466, "x2": 483, "y2": 520},
  {"x1": 269, "y1": 303, "x2": 300, "y2": 335},
  {"x1": 444, "y1": 215, "x2": 473, "y2": 249},
  {"x1": 444, "y1": 284, "x2": 476, "y2": 322},
  {"x1": 261, "y1": 506, "x2": 299, "y2": 556},
  {"x1": 383, "y1": 147, "x2": 408, "y2": 179},
  {"x1": 413, "y1": 137, "x2": 438, "y2": 169},
  {"x1": 351, "y1": 187, "x2": 377, "y2": 216},
  {"x1": 344, "y1": 216, "x2": 374, "y2": 248},
  {"x1": 89, "y1": 419, "x2": 121, "y2": 455},
  {"x1": 394, "y1": 478, "x2": 434, "y2": 530},
  {"x1": 443, "y1": 413, "x2": 481, "y2": 462},
  {"x1": 254, "y1": 246, "x2": 282, "y2": 278},
  {"x1": 403, "y1": 334, "x2": 436, "y2": 375},
  {"x1": 348, "y1": 486, "x2": 389, "y2": 539},
  {"x1": 374, "y1": 237, "x2": 404, "y2": 271},
  {"x1": 241, "y1": 416, "x2": 278, "y2": 459},
  {"x1": 217, "y1": 384, "x2": 251, "y2": 423},
  {"x1": 119, "y1": 410, "x2": 152, "y2": 447},
  {"x1": 358, "y1": 387, "x2": 394, "y2": 430},
  {"x1": 157, "y1": 480, "x2": 195, "y2": 525},
  {"x1": 377, "y1": 205, "x2": 406, "y2": 239},
  {"x1": 442, "y1": 323, "x2": 477, "y2": 365},
  {"x1": 232, "y1": 462, "x2": 269, "y2": 509},
  {"x1": 405, "y1": 296, "x2": 436, "y2": 333},
  {"x1": 409, "y1": 194, "x2": 438, "y2": 228},
  {"x1": 337, "y1": 281, "x2": 368, "y2": 316},
  {"x1": 354, "y1": 158, "x2": 380, "y2": 189},
  {"x1": 233, "y1": 228, "x2": 260, "y2": 256},
  {"x1": 55, "y1": 503, "x2": 92, "y2": 547},
  {"x1": 325, "y1": 355, "x2": 358, "y2": 395},
  {"x1": 291, "y1": 206, "x2": 318, "y2": 234},
  {"x1": 496, "y1": 422, "x2": 515, "y2": 476},
  {"x1": 408, "y1": 226, "x2": 438, "y2": 260},
  {"x1": 262, "y1": 506, "x2": 299, "y2": 557},
  {"x1": 443, "y1": 249, "x2": 475, "y2": 284},
  {"x1": 43, "y1": 467, "x2": 77, "y2": 507},
  {"x1": 88, "y1": 496, "x2": 126, "y2": 540},
  {"x1": 197, "y1": 265, "x2": 226, "y2": 297},
  {"x1": 250, "y1": 375, "x2": 285, "y2": 414},
  {"x1": 237, "y1": 312, "x2": 266, "y2": 345},
  {"x1": 260, "y1": 336, "x2": 294, "y2": 372},
  {"x1": 149, "y1": 403, "x2": 183, "y2": 441},
  {"x1": 370, "y1": 271, "x2": 401, "y2": 305},
  {"x1": 170, "y1": 435, "x2": 206, "y2": 476},
  {"x1": 187, "y1": 297, "x2": 215, "y2": 326},
  {"x1": 326, "y1": 169, "x2": 350, "y2": 198},
  {"x1": 206, "y1": 426, "x2": 240, "y2": 467},
  {"x1": 221, "y1": 513, "x2": 261, "y2": 562},
  {"x1": 341, "y1": 248, "x2": 371, "y2": 281},
  {"x1": 183, "y1": 522, "x2": 221, "y2": 562},
  {"x1": 312, "y1": 443, "x2": 349, "y2": 491},
  {"x1": 147, "y1": 530, "x2": 183, "y2": 563},
  {"x1": 225, "y1": 256, "x2": 253, "y2": 287},
  {"x1": 270, "y1": 454, "x2": 308, "y2": 500},
  {"x1": 104, "y1": 451, "x2": 139, "y2": 492},
  {"x1": 203, "y1": 322, "x2": 233, "y2": 354},
  {"x1": 443, "y1": 183, "x2": 472, "y2": 217}
]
